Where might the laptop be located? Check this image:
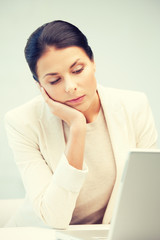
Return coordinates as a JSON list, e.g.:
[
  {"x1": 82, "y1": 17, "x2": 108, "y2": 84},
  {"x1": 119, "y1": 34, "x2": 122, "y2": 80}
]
[{"x1": 56, "y1": 150, "x2": 160, "y2": 240}]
